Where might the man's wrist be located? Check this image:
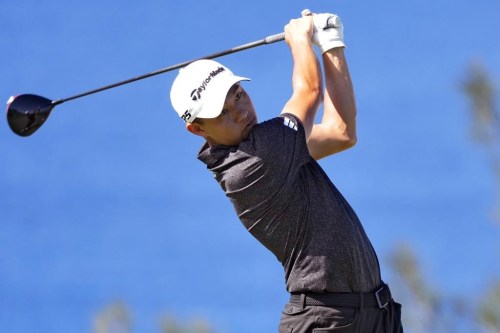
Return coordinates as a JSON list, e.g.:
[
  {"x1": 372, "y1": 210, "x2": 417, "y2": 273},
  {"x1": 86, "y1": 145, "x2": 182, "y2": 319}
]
[{"x1": 322, "y1": 46, "x2": 345, "y2": 57}]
